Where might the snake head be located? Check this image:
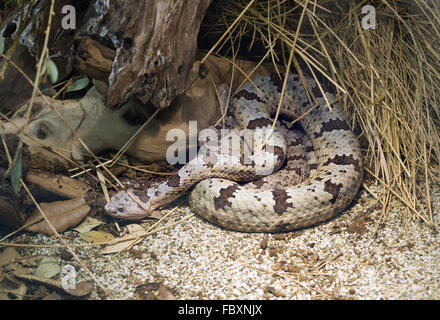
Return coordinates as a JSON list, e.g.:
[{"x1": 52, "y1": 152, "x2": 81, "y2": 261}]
[{"x1": 104, "y1": 189, "x2": 153, "y2": 220}]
